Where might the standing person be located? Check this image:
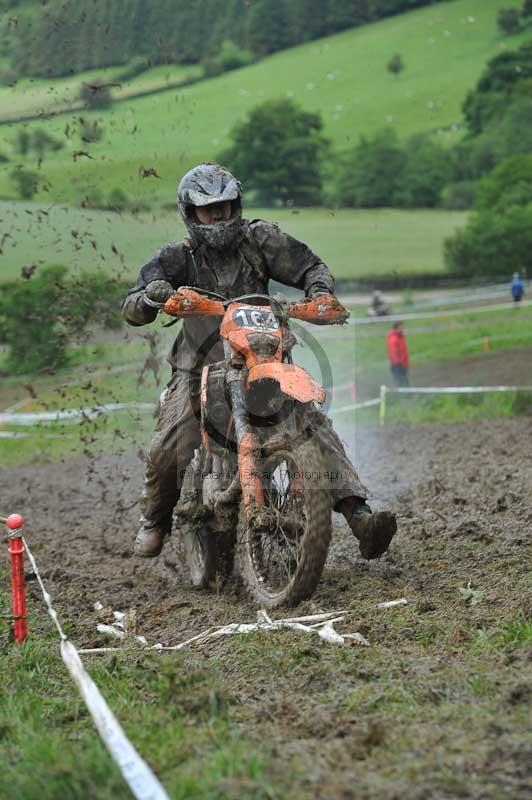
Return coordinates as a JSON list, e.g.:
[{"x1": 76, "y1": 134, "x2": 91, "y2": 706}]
[
  {"x1": 122, "y1": 163, "x2": 397, "y2": 561},
  {"x1": 387, "y1": 321, "x2": 409, "y2": 387},
  {"x1": 511, "y1": 272, "x2": 524, "y2": 305}
]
